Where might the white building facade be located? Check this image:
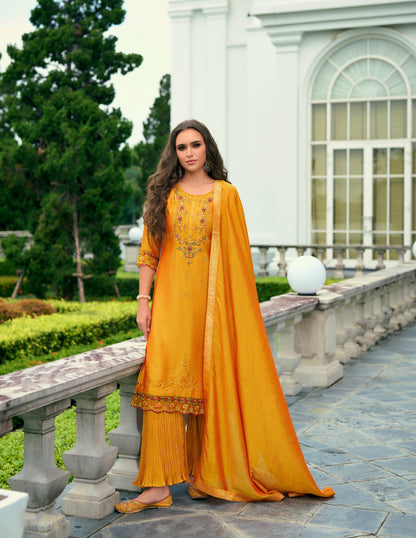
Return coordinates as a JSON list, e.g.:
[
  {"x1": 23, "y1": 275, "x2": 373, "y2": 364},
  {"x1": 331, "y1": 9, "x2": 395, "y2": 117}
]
[{"x1": 167, "y1": 0, "x2": 416, "y2": 259}]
